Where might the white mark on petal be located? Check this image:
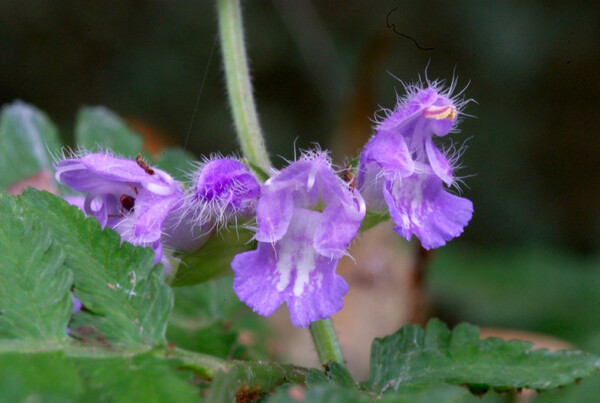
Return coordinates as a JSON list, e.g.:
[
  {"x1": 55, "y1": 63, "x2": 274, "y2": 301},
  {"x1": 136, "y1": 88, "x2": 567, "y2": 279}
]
[
  {"x1": 293, "y1": 246, "x2": 316, "y2": 297},
  {"x1": 275, "y1": 241, "x2": 293, "y2": 292}
]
